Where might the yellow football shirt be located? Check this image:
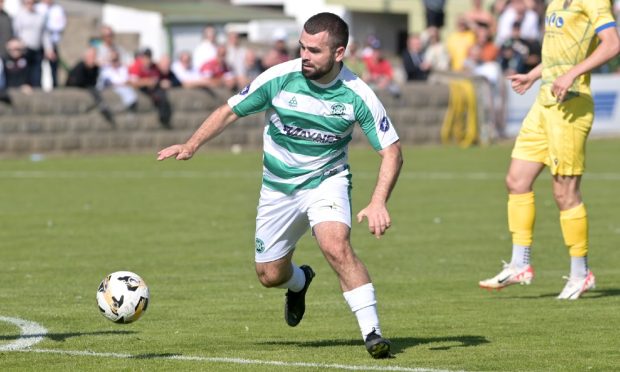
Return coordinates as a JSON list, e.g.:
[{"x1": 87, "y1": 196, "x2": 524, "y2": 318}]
[{"x1": 539, "y1": 0, "x2": 617, "y2": 106}]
